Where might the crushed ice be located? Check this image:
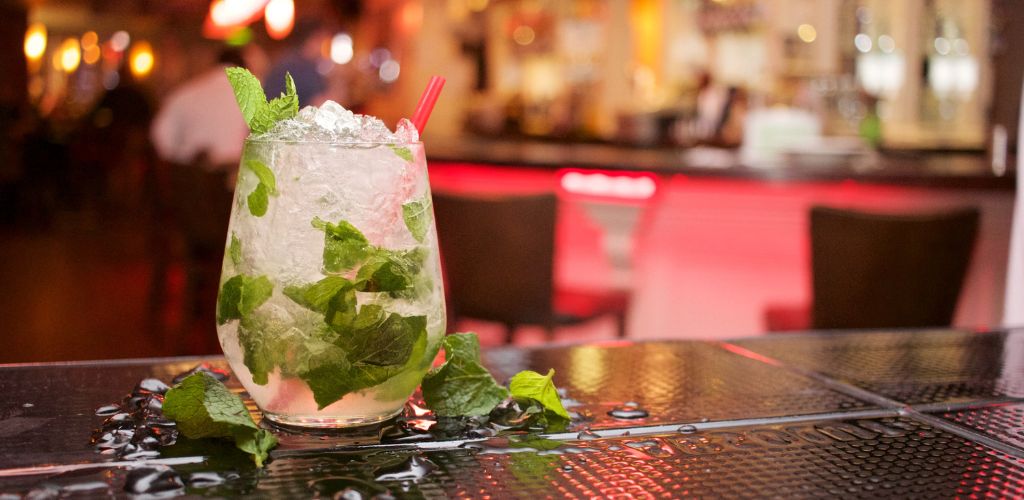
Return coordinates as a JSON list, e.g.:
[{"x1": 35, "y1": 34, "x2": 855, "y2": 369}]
[{"x1": 253, "y1": 100, "x2": 419, "y2": 144}]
